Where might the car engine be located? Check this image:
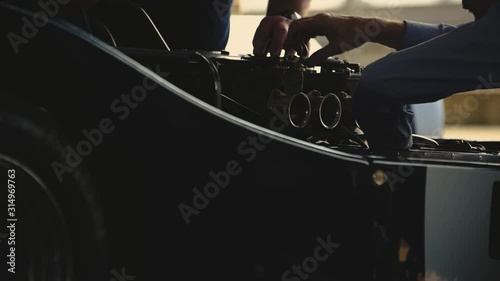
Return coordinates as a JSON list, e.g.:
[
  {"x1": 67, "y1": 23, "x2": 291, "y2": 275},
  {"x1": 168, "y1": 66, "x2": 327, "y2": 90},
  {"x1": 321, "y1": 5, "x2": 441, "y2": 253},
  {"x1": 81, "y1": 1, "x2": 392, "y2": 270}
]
[{"x1": 121, "y1": 48, "x2": 500, "y2": 163}]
